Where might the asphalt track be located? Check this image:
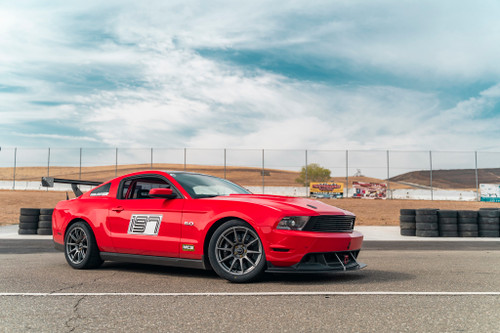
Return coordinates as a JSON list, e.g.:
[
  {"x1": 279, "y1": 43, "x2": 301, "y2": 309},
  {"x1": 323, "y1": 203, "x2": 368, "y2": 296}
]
[{"x1": 1, "y1": 238, "x2": 500, "y2": 332}]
